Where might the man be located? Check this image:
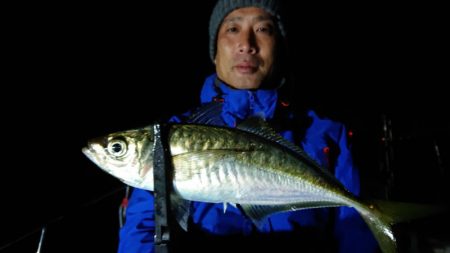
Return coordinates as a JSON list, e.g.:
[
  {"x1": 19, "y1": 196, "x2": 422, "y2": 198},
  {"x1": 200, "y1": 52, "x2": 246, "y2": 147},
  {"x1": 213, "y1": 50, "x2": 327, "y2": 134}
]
[{"x1": 118, "y1": 0, "x2": 378, "y2": 252}]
